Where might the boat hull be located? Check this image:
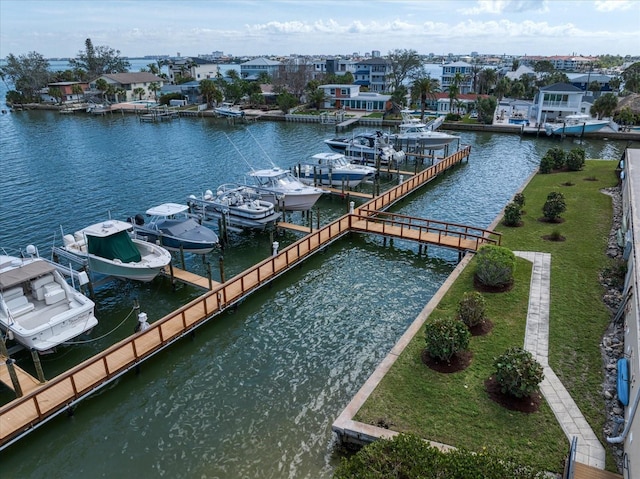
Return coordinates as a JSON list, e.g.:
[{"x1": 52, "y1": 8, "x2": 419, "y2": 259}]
[
  {"x1": 132, "y1": 218, "x2": 218, "y2": 254},
  {"x1": 544, "y1": 120, "x2": 609, "y2": 136}
]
